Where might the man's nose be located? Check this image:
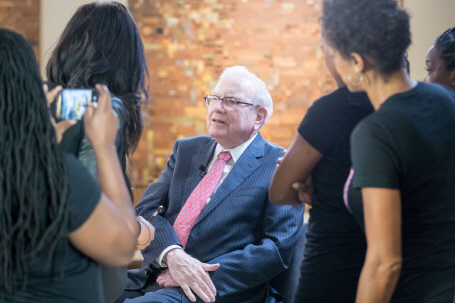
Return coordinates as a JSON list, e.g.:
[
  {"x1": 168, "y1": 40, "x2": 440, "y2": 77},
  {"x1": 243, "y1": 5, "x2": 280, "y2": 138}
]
[{"x1": 213, "y1": 99, "x2": 226, "y2": 111}]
